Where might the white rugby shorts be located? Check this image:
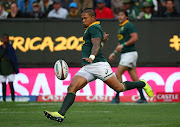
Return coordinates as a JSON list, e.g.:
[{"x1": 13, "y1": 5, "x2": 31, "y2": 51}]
[
  {"x1": 0, "y1": 74, "x2": 15, "y2": 83},
  {"x1": 119, "y1": 51, "x2": 138, "y2": 68},
  {"x1": 75, "y1": 62, "x2": 114, "y2": 82}
]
